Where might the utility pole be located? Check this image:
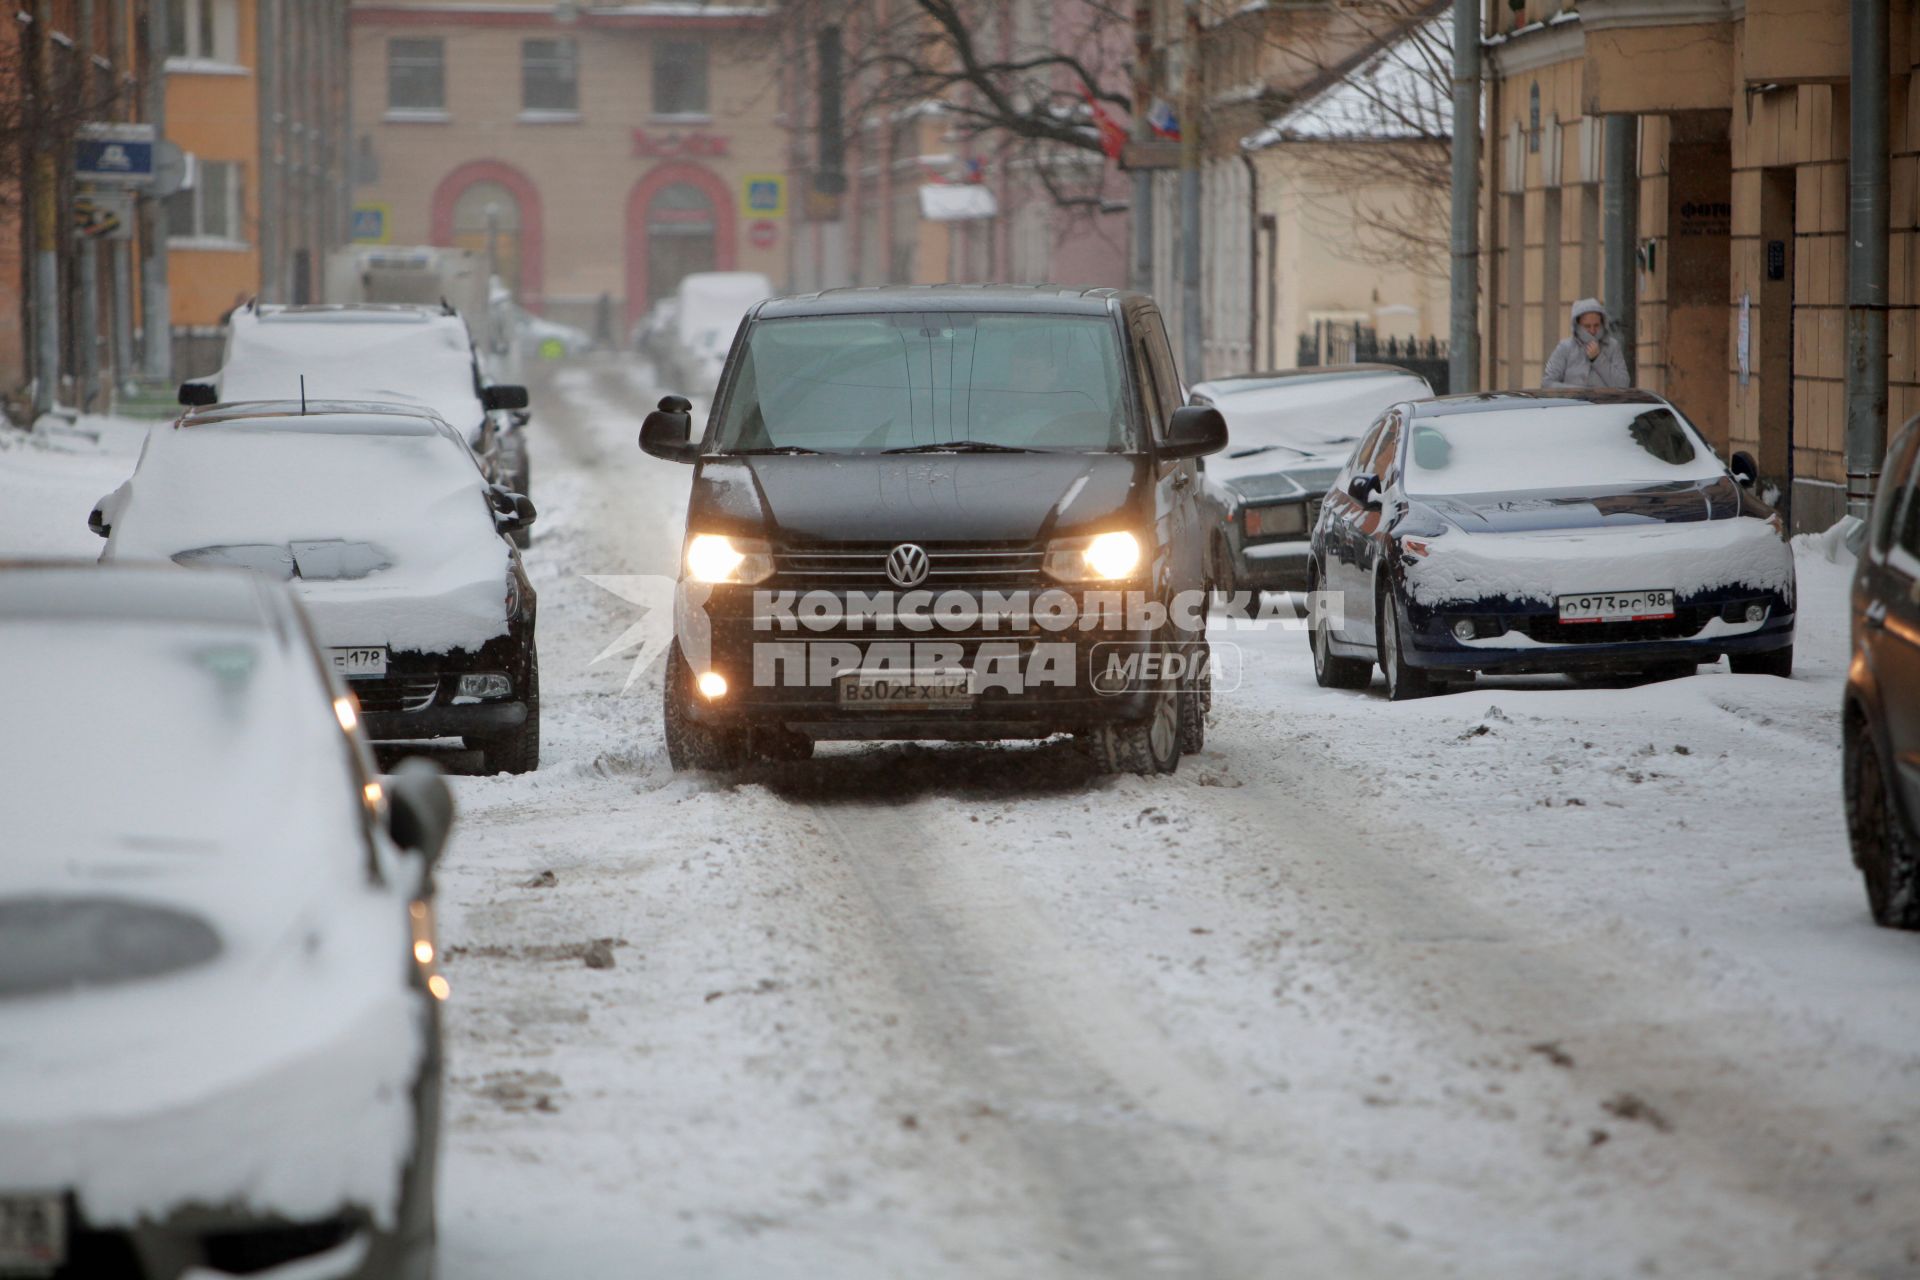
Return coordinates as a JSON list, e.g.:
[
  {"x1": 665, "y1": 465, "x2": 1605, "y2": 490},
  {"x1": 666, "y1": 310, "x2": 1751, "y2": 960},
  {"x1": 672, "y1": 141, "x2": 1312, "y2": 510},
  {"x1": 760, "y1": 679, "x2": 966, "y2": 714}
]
[
  {"x1": 108, "y1": 0, "x2": 134, "y2": 395},
  {"x1": 31, "y1": 0, "x2": 60, "y2": 417},
  {"x1": 1447, "y1": 0, "x2": 1481, "y2": 394},
  {"x1": 76, "y1": 0, "x2": 101, "y2": 410},
  {"x1": 1179, "y1": 0, "x2": 1203, "y2": 380},
  {"x1": 140, "y1": 0, "x2": 172, "y2": 381},
  {"x1": 1845, "y1": 0, "x2": 1889, "y2": 520},
  {"x1": 1130, "y1": 0, "x2": 1153, "y2": 295}
]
